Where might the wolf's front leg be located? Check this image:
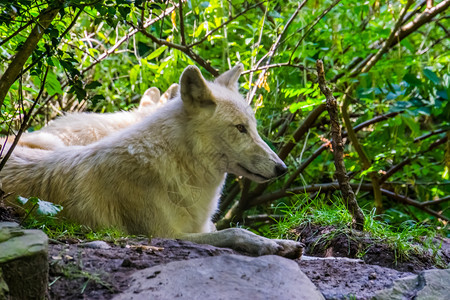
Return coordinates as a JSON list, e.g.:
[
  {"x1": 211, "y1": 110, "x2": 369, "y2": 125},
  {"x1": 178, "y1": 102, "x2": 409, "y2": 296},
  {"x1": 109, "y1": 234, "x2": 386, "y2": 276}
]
[{"x1": 180, "y1": 228, "x2": 303, "y2": 258}]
